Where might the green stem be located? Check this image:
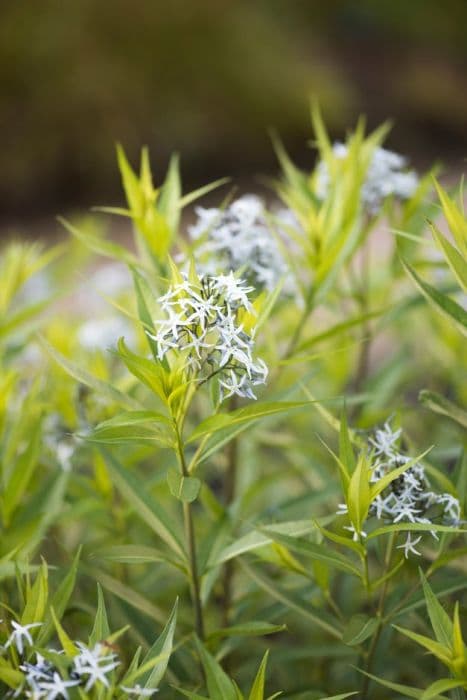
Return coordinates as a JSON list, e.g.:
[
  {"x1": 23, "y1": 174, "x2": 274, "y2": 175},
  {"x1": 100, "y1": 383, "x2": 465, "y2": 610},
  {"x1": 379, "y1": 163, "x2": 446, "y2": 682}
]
[
  {"x1": 282, "y1": 288, "x2": 315, "y2": 361},
  {"x1": 360, "y1": 533, "x2": 395, "y2": 700},
  {"x1": 176, "y1": 429, "x2": 205, "y2": 641},
  {"x1": 221, "y1": 396, "x2": 239, "y2": 628},
  {"x1": 349, "y1": 245, "x2": 372, "y2": 421}
]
